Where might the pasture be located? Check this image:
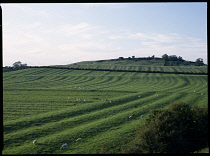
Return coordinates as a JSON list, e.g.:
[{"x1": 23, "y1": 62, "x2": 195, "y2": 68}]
[
  {"x1": 3, "y1": 68, "x2": 208, "y2": 154},
  {"x1": 55, "y1": 60, "x2": 208, "y2": 74}
]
